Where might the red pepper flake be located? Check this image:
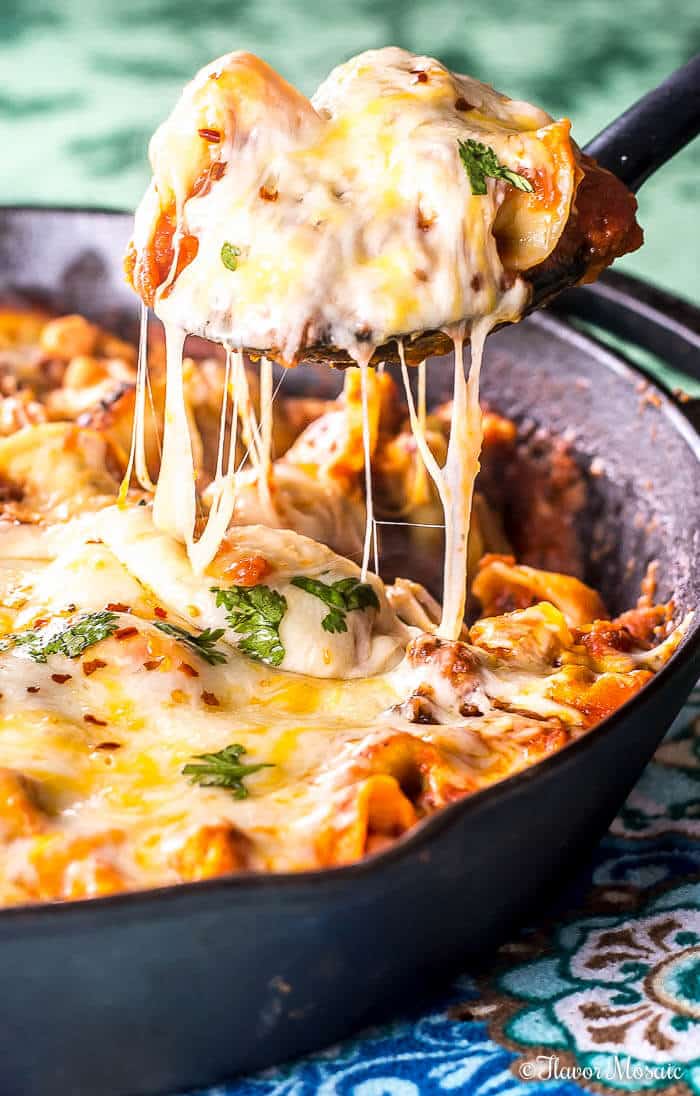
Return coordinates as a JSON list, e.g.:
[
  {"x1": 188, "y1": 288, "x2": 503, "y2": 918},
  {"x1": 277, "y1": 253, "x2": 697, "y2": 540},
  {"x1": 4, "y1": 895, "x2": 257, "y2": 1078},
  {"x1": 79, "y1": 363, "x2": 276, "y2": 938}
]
[
  {"x1": 198, "y1": 127, "x2": 221, "y2": 143},
  {"x1": 201, "y1": 690, "x2": 220, "y2": 707},
  {"x1": 143, "y1": 658, "x2": 164, "y2": 671},
  {"x1": 51, "y1": 673, "x2": 72, "y2": 684},
  {"x1": 411, "y1": 69, "x2": 429, "y2": 84},
  {"x1": 210, "y1": 161, "x2": 227, "y2": 181},
  {"x1": 82, "y1": 658, "x2": 107, "y2": 677},
  {"x1": 27, "y1": 686, "x2": 40, "y2": 694},
  {"x1": 84, "y1": 714, "x2": 108, "y2": 727},
  {"x1": 154, "y1": 606, "x2": 167, "y2": 619},
  {"x1": 179, "y1": 661, "x2": 199, "y2": 678},
  {"x1": 455, "y1": 97, "x2": 473, "y2": 111},
  {"x1": 33, "y1": 618, "x2": 48, "y2": 629},
  {"x1": 416, "y1": 208, "x2": 435, "y2": 232},
  {"x1": 259, "y1": 185, "x2": 278, "y2": 202},
  {"x1": 115, "y1": 626, "x2": 138, "y2": 641},
  {"x1": 95, "y1": 741, "x2": 121, "y2": 751},
  {"x1": 414, "y1": 269, "x2": 428, "y2": 282},
  {"x1": 470, "y1": 273, "x2": 483, "y2": 292},
  {"x1": 107, "y1": 602, "x2": 130, "y2": 613}
]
